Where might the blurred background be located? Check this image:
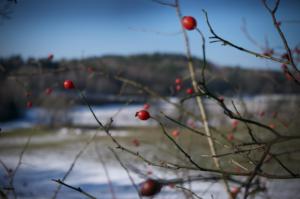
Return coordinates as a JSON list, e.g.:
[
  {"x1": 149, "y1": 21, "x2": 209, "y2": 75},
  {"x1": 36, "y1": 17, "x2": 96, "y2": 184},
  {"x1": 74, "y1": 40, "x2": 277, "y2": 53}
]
[{"x1": 0, "y1": 0, "x2": 300, "y2": 199}]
